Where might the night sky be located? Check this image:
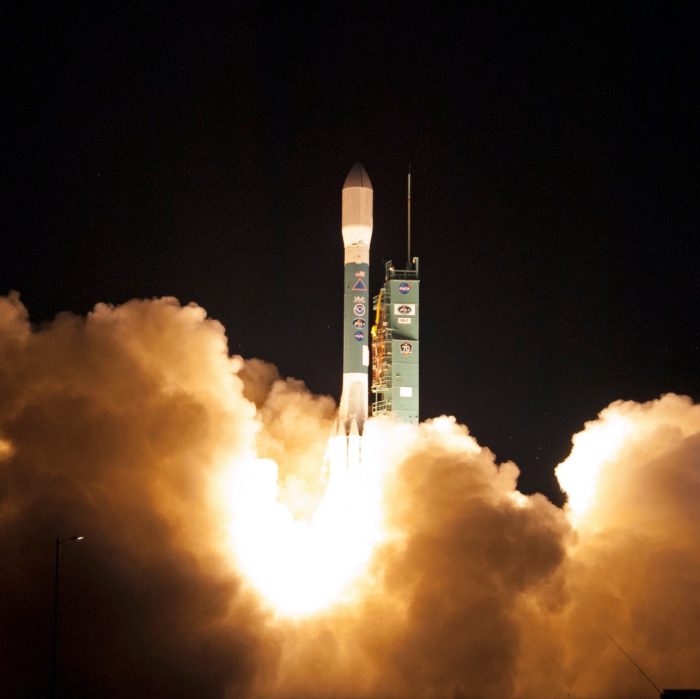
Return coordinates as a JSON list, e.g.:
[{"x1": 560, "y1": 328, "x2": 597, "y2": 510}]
[{"x1": 4, "y1": 2, "x2": 699, "y2": 502}]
